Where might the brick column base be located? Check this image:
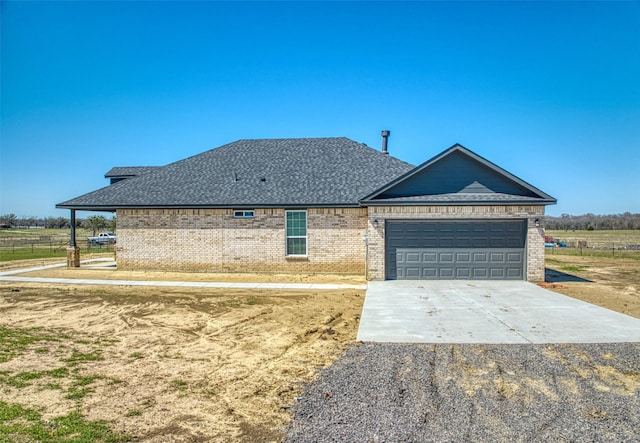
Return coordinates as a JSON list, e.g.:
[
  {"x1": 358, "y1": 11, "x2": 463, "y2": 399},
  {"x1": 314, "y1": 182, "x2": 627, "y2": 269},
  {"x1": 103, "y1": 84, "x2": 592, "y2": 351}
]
[{"x1": 67, "y1": 247, "x2": 80, "y2": 268}]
